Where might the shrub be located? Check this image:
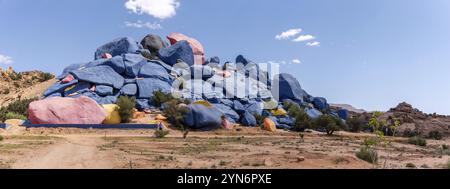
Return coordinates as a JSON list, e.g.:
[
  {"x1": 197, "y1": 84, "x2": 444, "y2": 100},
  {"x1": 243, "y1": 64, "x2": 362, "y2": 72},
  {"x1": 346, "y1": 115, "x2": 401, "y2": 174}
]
[
  {"x1": 116, "y1": 96, "x2": 136, "y2": 123},
  {"x1": 405, "y1": 163, "x2": 416, "y2": 168},
  {"x1": 428, "y1": 131, "x2": 443, "y2": 140},
  {"x1": 313, "y1": 115, "x2": 347, "y2": 135},
  {"x1": 9, "y1": 73, "x2": 22, "y2": 81},
  {"x1": 152, "y1": 90, "x2": 175, "y2": 107},
  {"x1": 154, "y1": 129, "x2": 170, "y2": 138},
  {"x1": 286, "y1": 102, "x2": 311, "y2": 132},
  {"x1": 5, "y1": 112, "x2": 26, "y2": 120},
  {"x1": 446, "y1": 160, "x2": 450, "y2": 169},
  {"x1": 408, "y1": 136, "x2": 427, "y2": 147},
  {"x1": 0, "y1": 108, "x2": 6, "y2": 122},
  {"x1": 38, "y1": 72, "x2": 54, "y2": 82},
  {"x1": 0, "y1": 135, "x2": 3, "y2": 141},
  {"x1": 356, "y1": 146, "x2": 378, "y2": 164},
  {"x1": 347, "y1": 116, "x2": 367, "y2": 133},
  {"x1": 163, "y1": 100, "x2": 189, "y2": 130},
  {"x1": 253, "y1": 114, "x2": 267, "y2": 126},
  {"x1": 6, "y1": 98, "x2": 38, "y2": 117}
]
